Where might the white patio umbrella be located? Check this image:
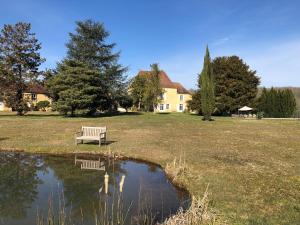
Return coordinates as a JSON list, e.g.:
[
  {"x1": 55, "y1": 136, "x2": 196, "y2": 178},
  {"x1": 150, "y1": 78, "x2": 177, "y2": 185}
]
[
  {"x1": 238, "y1": 106, "x2": 253, "y2": 111},
  {"x1": 238, "y1": 106, "x2": 253, "y2": 116}
]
